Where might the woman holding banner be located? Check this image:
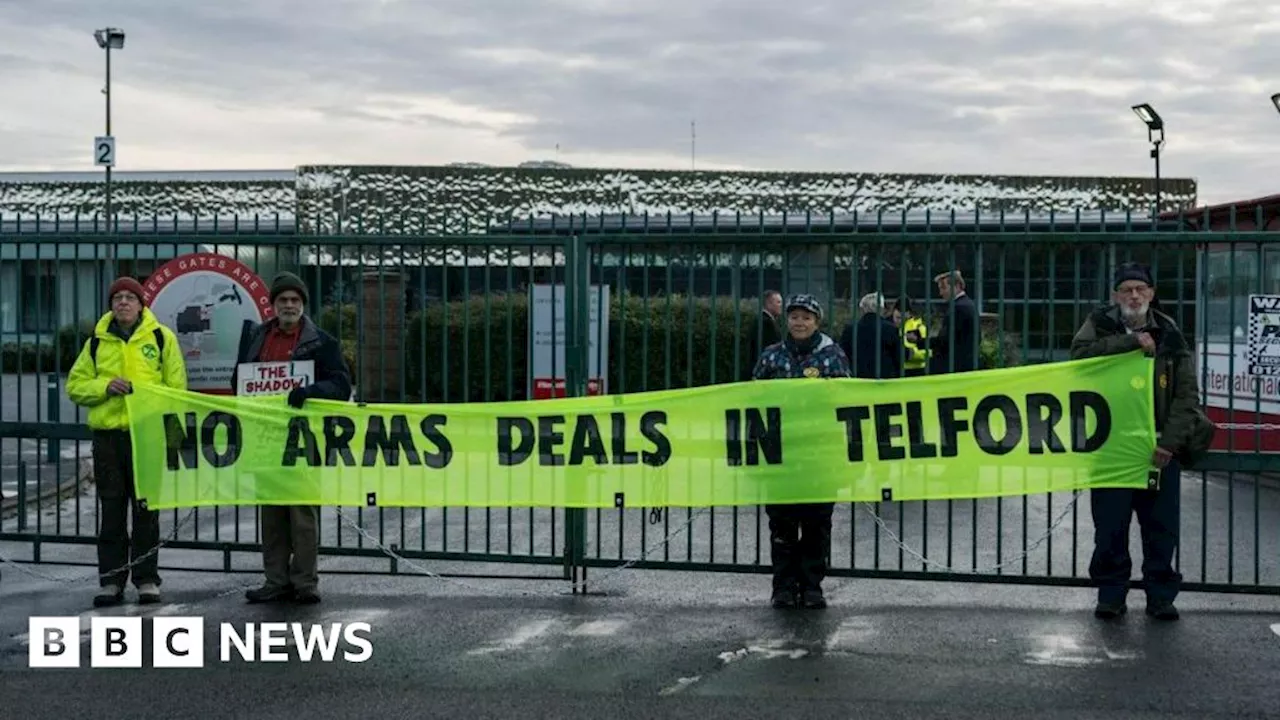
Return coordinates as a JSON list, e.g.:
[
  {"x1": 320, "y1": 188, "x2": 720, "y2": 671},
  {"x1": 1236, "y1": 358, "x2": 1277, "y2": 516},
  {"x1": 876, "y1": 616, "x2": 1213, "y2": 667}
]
[{"x1": 751, "y1": 293, "x2": 852, "y2": 609}]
